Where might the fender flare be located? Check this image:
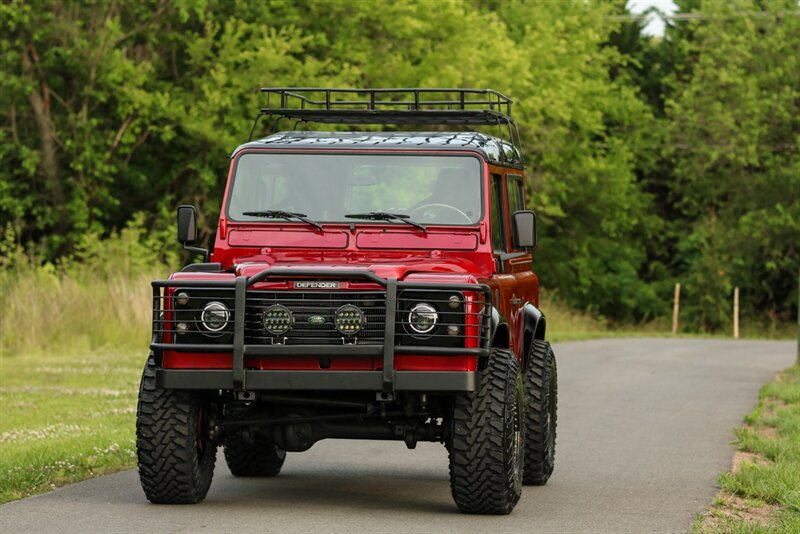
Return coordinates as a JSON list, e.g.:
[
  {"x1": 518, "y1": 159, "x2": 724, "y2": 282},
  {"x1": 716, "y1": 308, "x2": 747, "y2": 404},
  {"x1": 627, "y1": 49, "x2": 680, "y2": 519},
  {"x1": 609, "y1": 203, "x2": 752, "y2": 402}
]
[
  {"x1": 489, "y1": 307, "x2": 510, "y2": 349},
  {"x1": 521, "y1": 303, "x2": 546, "y2": 369}
]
